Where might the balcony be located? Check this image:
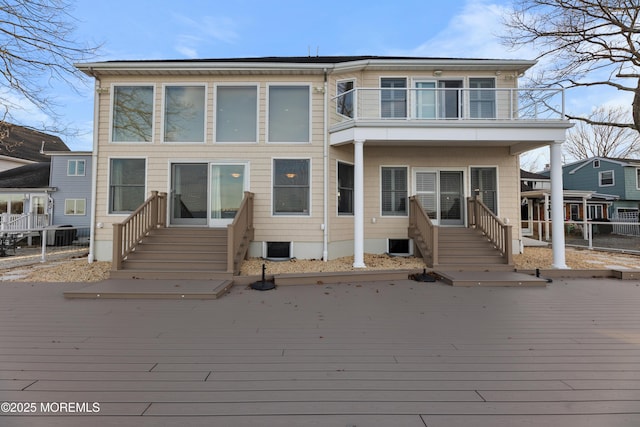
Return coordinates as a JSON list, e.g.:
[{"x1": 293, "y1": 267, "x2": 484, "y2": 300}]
[{"x1": 333, "y1": 87, "x2": 565, "y2": 122}]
